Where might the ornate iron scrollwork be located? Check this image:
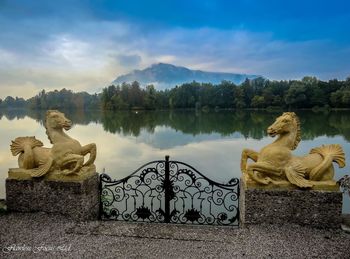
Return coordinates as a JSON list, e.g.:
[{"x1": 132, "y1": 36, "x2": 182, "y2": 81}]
[{"x1": 100, "y1": 156, "x2": 239, "y2": 226}]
